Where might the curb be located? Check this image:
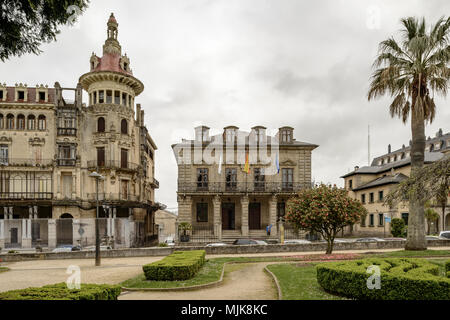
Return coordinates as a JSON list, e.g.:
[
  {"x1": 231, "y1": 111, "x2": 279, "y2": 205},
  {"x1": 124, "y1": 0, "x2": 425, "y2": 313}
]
[{"x1": 263, "y1": 266, "x2": 282, "y2": 300}]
